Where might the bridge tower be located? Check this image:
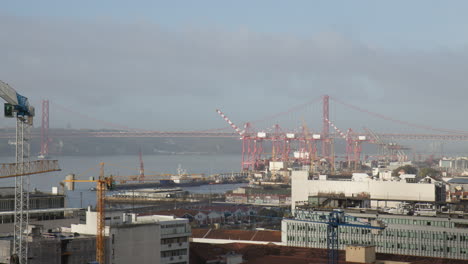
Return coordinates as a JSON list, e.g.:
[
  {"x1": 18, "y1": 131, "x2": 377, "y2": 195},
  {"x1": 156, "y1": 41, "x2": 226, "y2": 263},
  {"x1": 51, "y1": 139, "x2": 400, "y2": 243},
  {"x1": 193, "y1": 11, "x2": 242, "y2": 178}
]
[{"x1": 322, "y1": 95, "x2": 330, "y2": 159}]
